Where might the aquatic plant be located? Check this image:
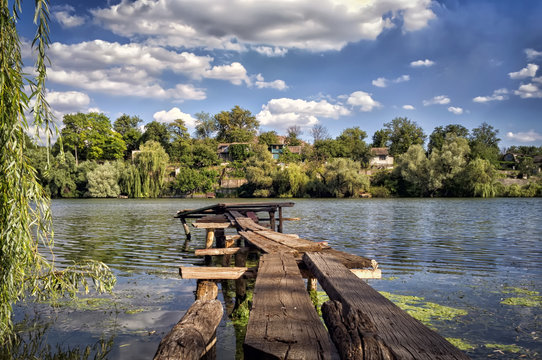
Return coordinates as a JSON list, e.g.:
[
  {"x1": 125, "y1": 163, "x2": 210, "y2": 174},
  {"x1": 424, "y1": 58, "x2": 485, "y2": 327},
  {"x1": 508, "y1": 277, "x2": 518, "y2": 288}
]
[{"x1": 445, "y1": 338, "x2": 474, "y2": 351}]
